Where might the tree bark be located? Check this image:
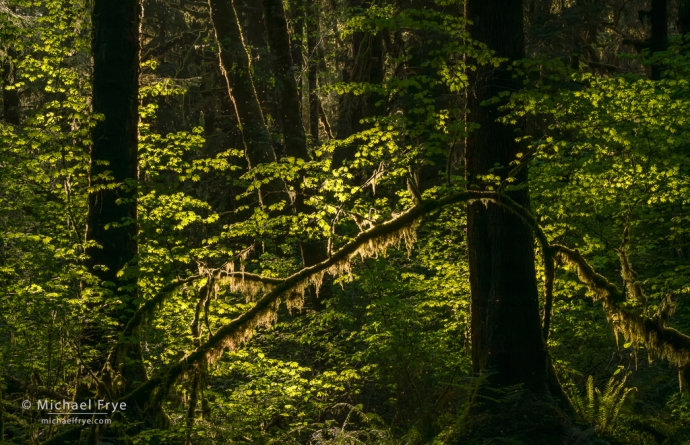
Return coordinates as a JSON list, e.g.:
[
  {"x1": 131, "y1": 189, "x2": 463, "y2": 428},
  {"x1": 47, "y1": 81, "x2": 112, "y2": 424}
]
[
  {"x1": 208, "y1": 0, "x2": 276, "y2": 170},
  {"x1": 1, "y1": 49, "x2": 20, "y2": 125},
  {"x1": 465, "y1": 0, "x2": 550, "y2": 394},
  {"x1": 263, "y1": 0, "x2": 330, "y2": 307},
  {"x1": 86, "y1": 0, "x2": 148, "y2": 416},
  {"x1": 650, "y1": 0, "x2": 667, "y2": 80}
]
